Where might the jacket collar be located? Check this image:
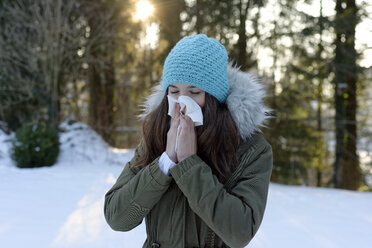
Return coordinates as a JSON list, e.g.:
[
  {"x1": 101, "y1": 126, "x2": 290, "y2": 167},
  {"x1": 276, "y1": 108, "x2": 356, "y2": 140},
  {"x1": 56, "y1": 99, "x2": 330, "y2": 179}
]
[{"x1": 140, "y1": 62, "x2": 273, "y2": 141}]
